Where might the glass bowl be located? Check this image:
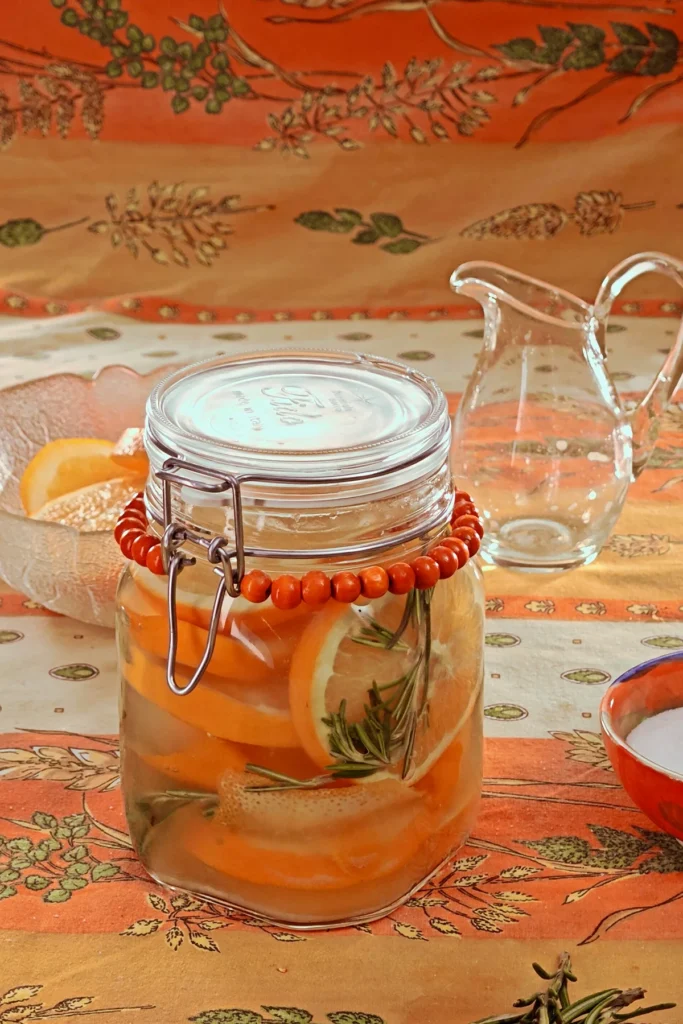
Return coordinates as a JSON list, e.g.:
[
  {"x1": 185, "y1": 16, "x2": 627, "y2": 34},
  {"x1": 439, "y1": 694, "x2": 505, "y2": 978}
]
[
  {"x1": 600, "y1": 651, "x2": 683, "y2": 839},
  {"x1": 0, "y1": 364, "x2": 175, "y2": 628}
]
